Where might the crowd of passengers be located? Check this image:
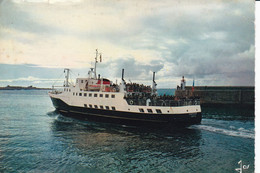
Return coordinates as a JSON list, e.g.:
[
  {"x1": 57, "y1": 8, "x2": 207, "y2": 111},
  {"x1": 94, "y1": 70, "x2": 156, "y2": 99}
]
[
  {"x1": 126, "y1": 83, "x2": 152, "y2": 93},
  {"x1": 124, "y1": 93, "x2": 200, "y2": 101},
  {"x1": 110, "y1": 82, "x2": 200, "y2": 101},
  {"x1": 110, "y1": 83, "x2": 152, "y2": 93}
]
